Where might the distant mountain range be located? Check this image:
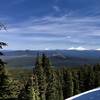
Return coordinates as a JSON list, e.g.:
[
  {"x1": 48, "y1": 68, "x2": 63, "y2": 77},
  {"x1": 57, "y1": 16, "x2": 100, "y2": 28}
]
[{"x1": 1, "y1": 50, "x2": 100, "y2": 68}]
